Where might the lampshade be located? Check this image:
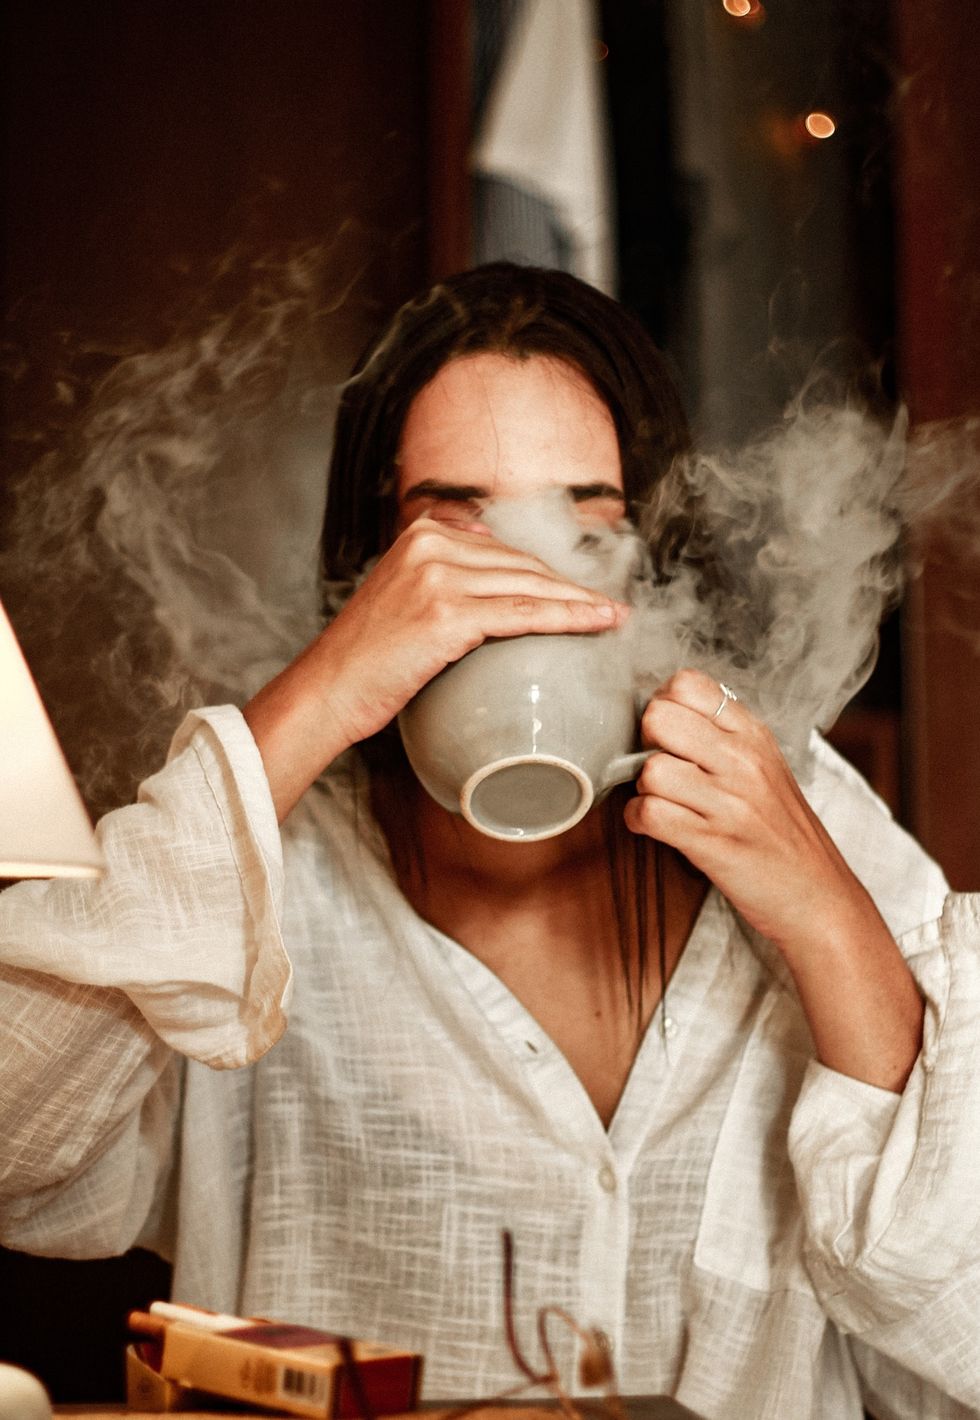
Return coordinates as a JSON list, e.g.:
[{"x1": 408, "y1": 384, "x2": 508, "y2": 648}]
[{"x1": 0, "y1": 599, "x2": 104, "y2": 877}]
